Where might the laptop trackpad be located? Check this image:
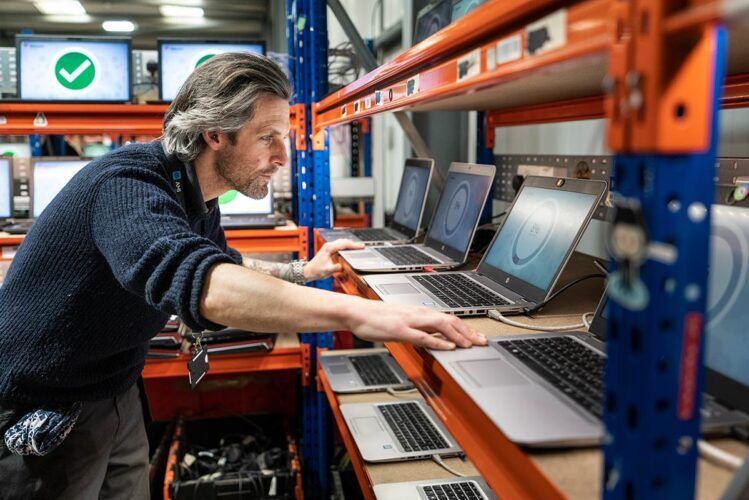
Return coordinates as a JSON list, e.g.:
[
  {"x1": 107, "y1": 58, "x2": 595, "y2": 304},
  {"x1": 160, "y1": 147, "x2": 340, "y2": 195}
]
[
  {"x1": 353, "y1": 417, "x2": 384, "y2": 434},
  {"x1": 454, "y1": 359, "x2": 531, "y2": 388},
  {"x1": 346, "y1": 251, "x2": 379, "y2": 259},
  {"x1": 328, "y1": 364, "x2": 351, "y2": 375},
  {"x1": 379, "y1": 283, "x2": 420, "y2": 295}
]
